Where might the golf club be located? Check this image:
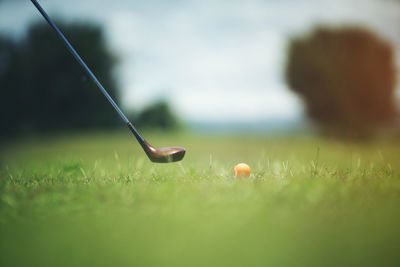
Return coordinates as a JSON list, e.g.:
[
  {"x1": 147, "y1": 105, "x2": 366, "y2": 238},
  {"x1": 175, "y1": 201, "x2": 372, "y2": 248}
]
[{"x1": 30, "y1": 0, "x2": 185, "y2": 163}]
